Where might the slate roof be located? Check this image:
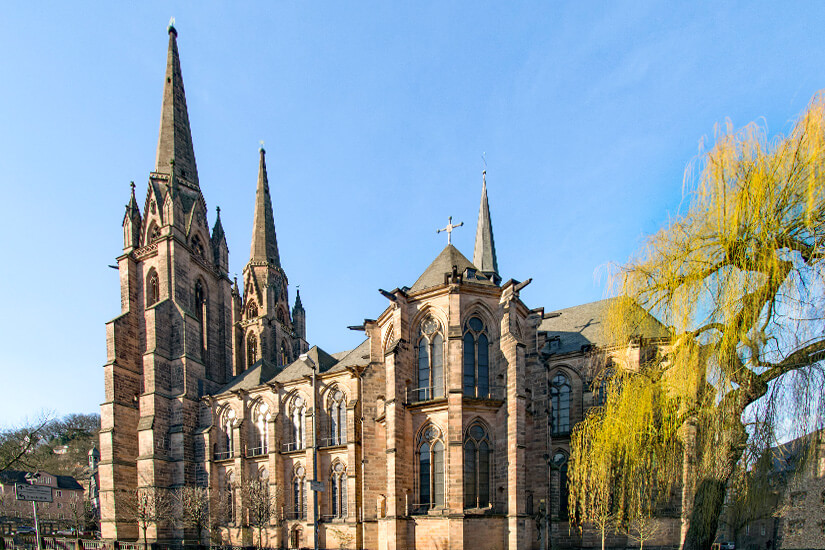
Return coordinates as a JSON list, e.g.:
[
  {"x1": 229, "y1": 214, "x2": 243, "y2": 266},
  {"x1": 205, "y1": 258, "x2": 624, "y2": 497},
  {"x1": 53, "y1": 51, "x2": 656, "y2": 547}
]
[
  {"x1": 539, "y1": 298, "x2": 669, "y2": 355},
  {"x1": 273, "y1": 346, "x2": 339, "y2": 383},
  {"x1": 217, "y1": 340, "x2": 371, "y2": 394},
  {"x1": 409, "y1": 245, "x2": 496, "y2": 293}
]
